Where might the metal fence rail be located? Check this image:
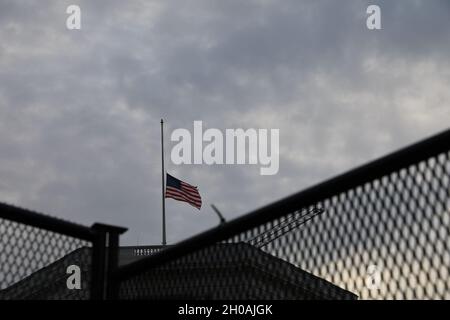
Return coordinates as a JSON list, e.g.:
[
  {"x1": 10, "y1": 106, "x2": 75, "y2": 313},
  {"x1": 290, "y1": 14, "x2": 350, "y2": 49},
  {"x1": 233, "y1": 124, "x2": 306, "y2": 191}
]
[
  {"x1": 0, "y1": 203, "x2": 126, "y2": 300},
  {"x1": 115, "y1": 129, "x2": 450, "y2": 300}
]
